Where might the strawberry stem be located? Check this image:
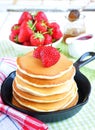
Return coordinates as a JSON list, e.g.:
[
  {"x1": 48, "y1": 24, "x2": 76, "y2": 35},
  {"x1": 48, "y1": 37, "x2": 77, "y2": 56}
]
[
  {"x1": 31, "y1": 20, "x2": 37, "y2": 30},
  {"x1": 34, "y1": 32, "x2": 44, "y2": 40},
  {"x1": 42, "y1": 31, "x2": 48, "y2": 35},
  {"x1": 27, "y1": 20, "x2": 37, "y2": 31}
]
